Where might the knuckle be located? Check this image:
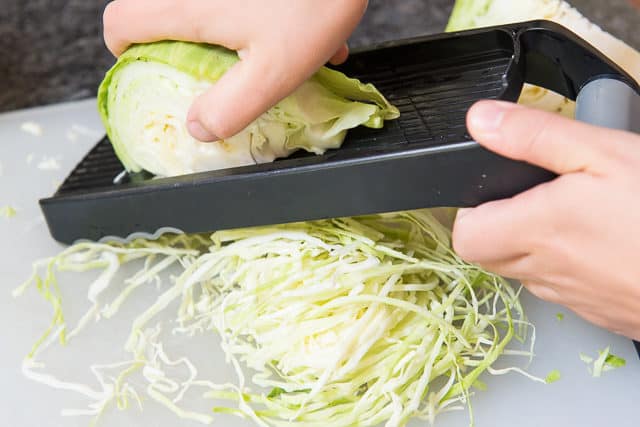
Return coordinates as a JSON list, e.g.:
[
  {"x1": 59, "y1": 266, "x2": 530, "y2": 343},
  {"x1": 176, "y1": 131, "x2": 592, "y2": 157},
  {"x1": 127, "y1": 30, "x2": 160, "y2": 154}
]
[
  {"x1": 603, "y1": 132, "x2": 638, "y2": 169},
  {"x1": 200, "y1": 111, "x2": 236, "y2": 140},
  {"x1": 579, "y1": 310, "x2": 612, "y2": 331},
  {"x1": 212, "y1": 122, "x2": 237, "y2": 139}
]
